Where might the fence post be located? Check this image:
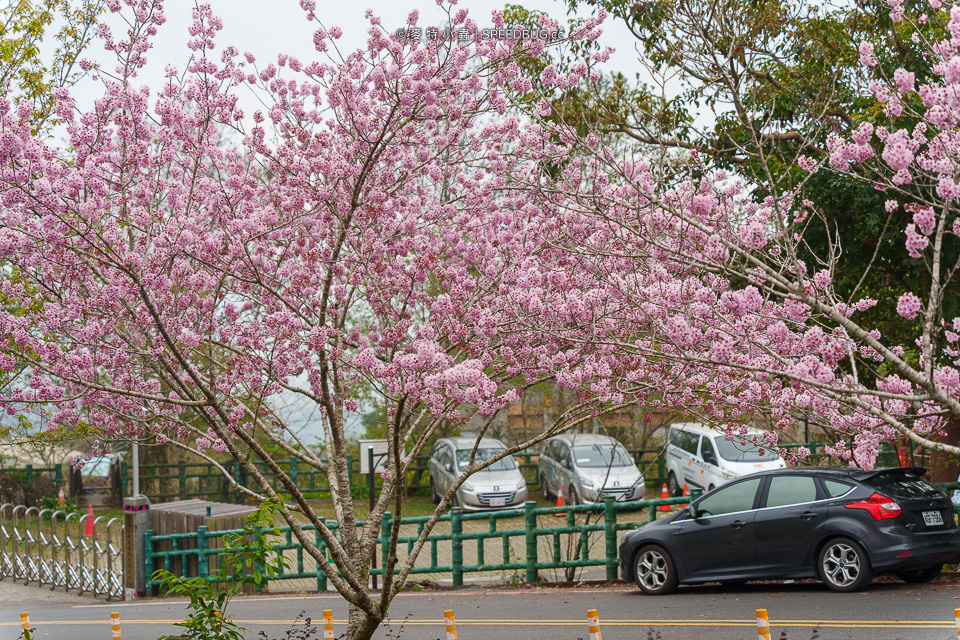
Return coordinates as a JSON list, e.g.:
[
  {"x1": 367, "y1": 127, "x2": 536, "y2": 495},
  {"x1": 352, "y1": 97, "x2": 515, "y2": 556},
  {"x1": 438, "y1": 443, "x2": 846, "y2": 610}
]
[
  {"x1": 233, "y1": 460, "x2": 243, "y2": 503},
  {"x1": 346, "y1": 454, "x2": 354, "y2": 496},
  {"x1": 316, "y1": 519, "x2": 327, "y2": 592},
  {"x1": 119, "y1": 463, "x2": 127, "y2": 497},
  {"x1": 524, "y1": 500, "x2": 538, "y2": 584},
  {"x1": 289, "y1": 457, "x2": 298, "y2": 488},
  {"x1": 658, "y1": 457, "x2": 665, "y2": 486},
  {"x1": 603, "y1": 497, "x2": 618, "y2": 581},
  {"x1": 55, "y1": 465, "x2": 62, "y2": 490},
  {"x1": 144, "y1": 529, "x2": 154, "y2": 597},
  {"x1": 451, "y1": 506, "x2": 463, "y2": 587},
  {"x1": 196, "y1": 526, "x2": 209, "y2": 579},
  {"x1": 178, "y1": 462, "x2": 186, "y2": 496},
  {"x1": 25, "y1": 465, "x2": 33, "y2": 484}
]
